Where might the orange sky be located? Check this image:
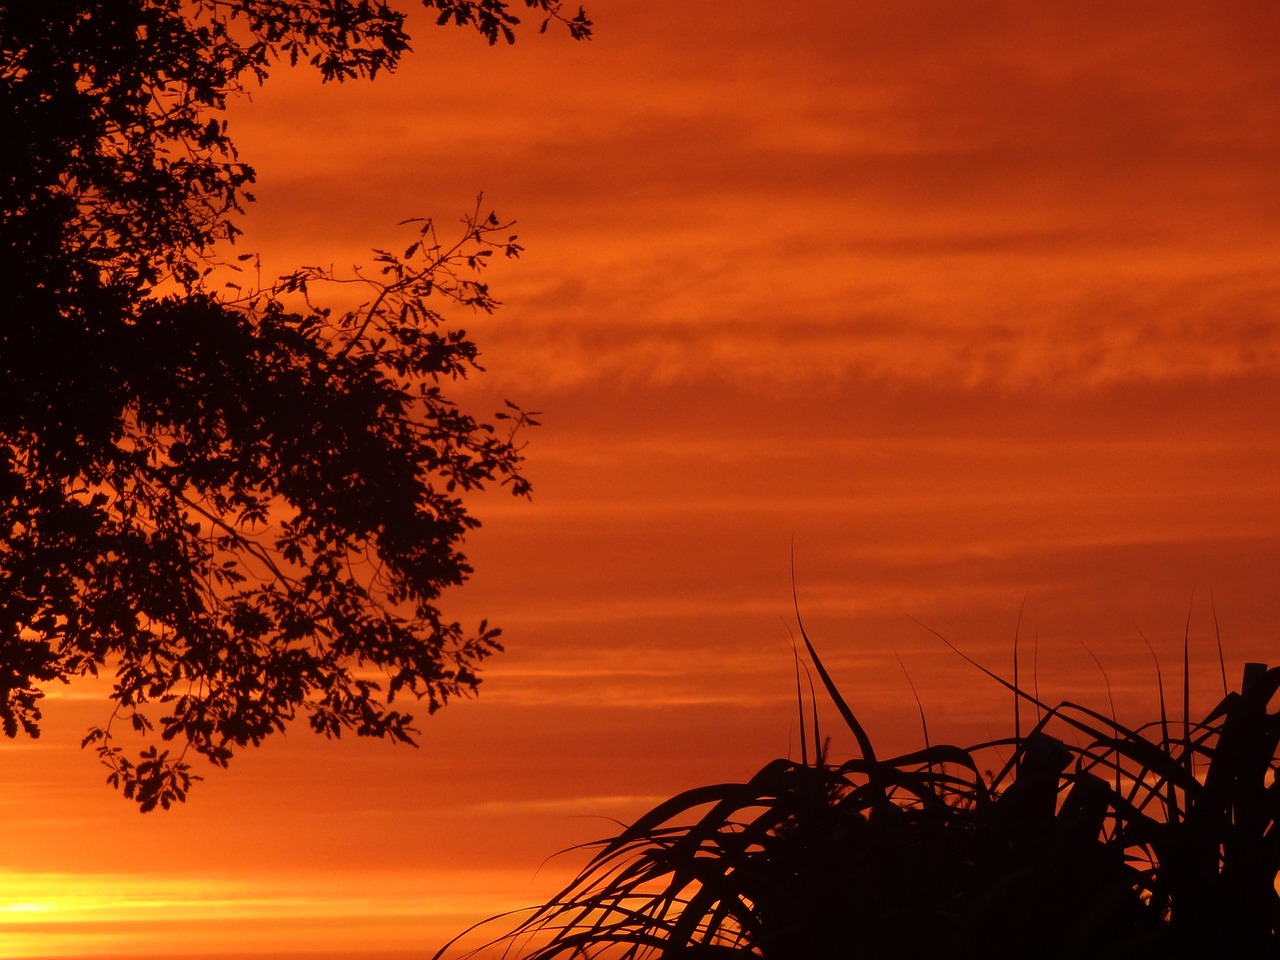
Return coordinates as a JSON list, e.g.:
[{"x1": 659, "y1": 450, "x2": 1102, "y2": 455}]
[{"x1": 3, "y1": 1, "x2": 1280, "y2": 956}]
